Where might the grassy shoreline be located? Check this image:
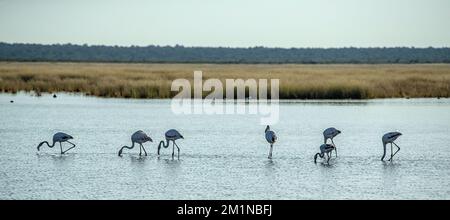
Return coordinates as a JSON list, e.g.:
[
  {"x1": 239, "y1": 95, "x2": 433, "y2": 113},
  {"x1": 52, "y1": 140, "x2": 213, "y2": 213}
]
[{"x1": 1, "y1": 62, "x2": 449, "y2": 99}]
